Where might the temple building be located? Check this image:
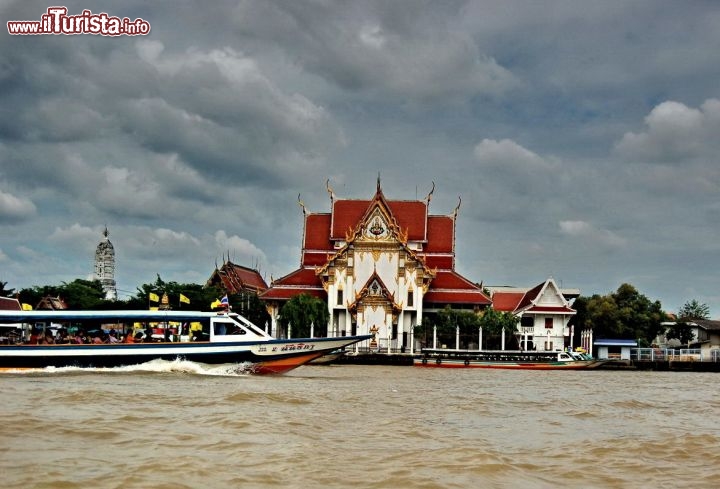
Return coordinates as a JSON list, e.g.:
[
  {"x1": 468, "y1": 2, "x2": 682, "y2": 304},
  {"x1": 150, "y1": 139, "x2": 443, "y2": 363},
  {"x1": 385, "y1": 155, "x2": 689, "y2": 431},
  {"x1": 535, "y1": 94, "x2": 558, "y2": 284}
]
[
  {"x1": 488, "y1": 278, "x2": 578, "y2": 351},
  {"x1": 206, "y1": 260, "x2": 268, "y2": 296},
  {"x1": 260, "y1": 179, "x2": 491, "y2": 352},
  {"x1": 93, "y1": 226, "x2": 117, "y2": 301}
]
